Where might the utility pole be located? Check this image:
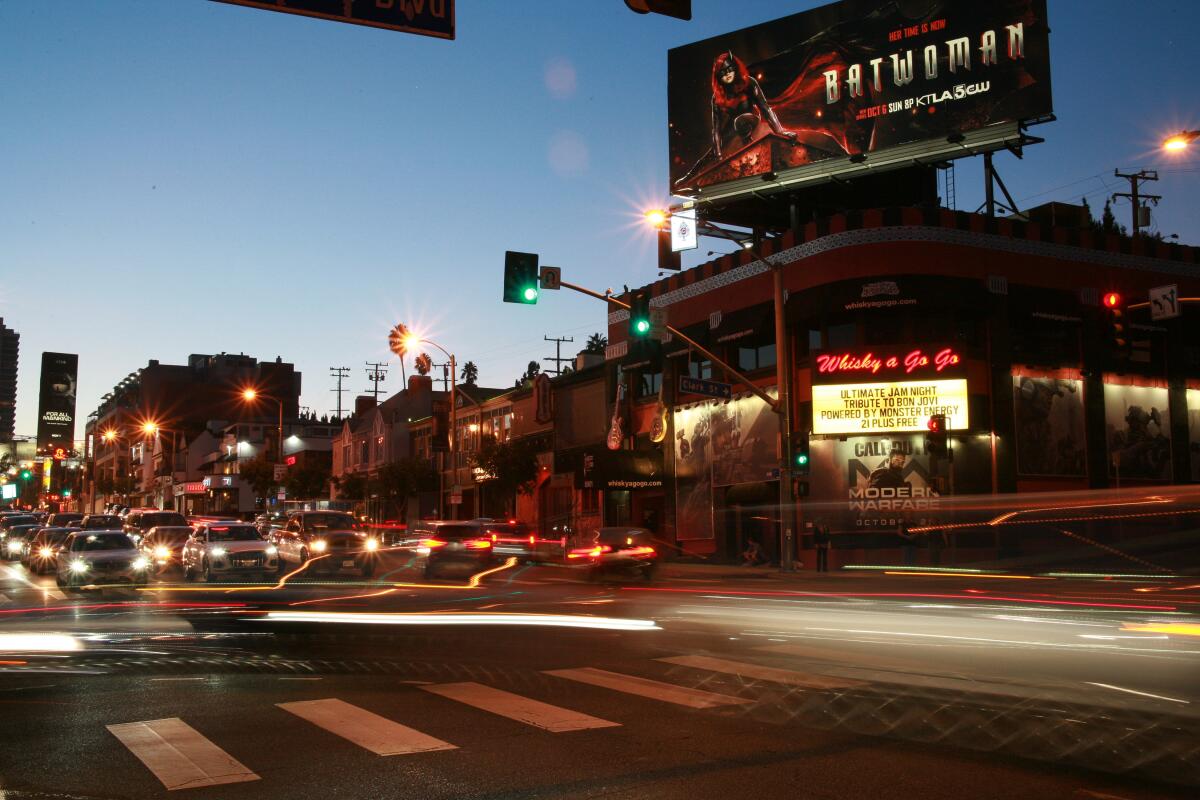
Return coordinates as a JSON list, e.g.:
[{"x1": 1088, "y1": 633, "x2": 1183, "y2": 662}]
[
  {"x1": 1112, "y1": 169, "x2": 1161, "y2": 240},
  {"x1": 329, "y1": 366, "x2": 350, "y2": 419},
  {"x1": 542, "y1": 334, "x2": 575, "y2": 376},
  {"x1": 364, "y1": 361, "x2": 389, "y2": 403}
]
